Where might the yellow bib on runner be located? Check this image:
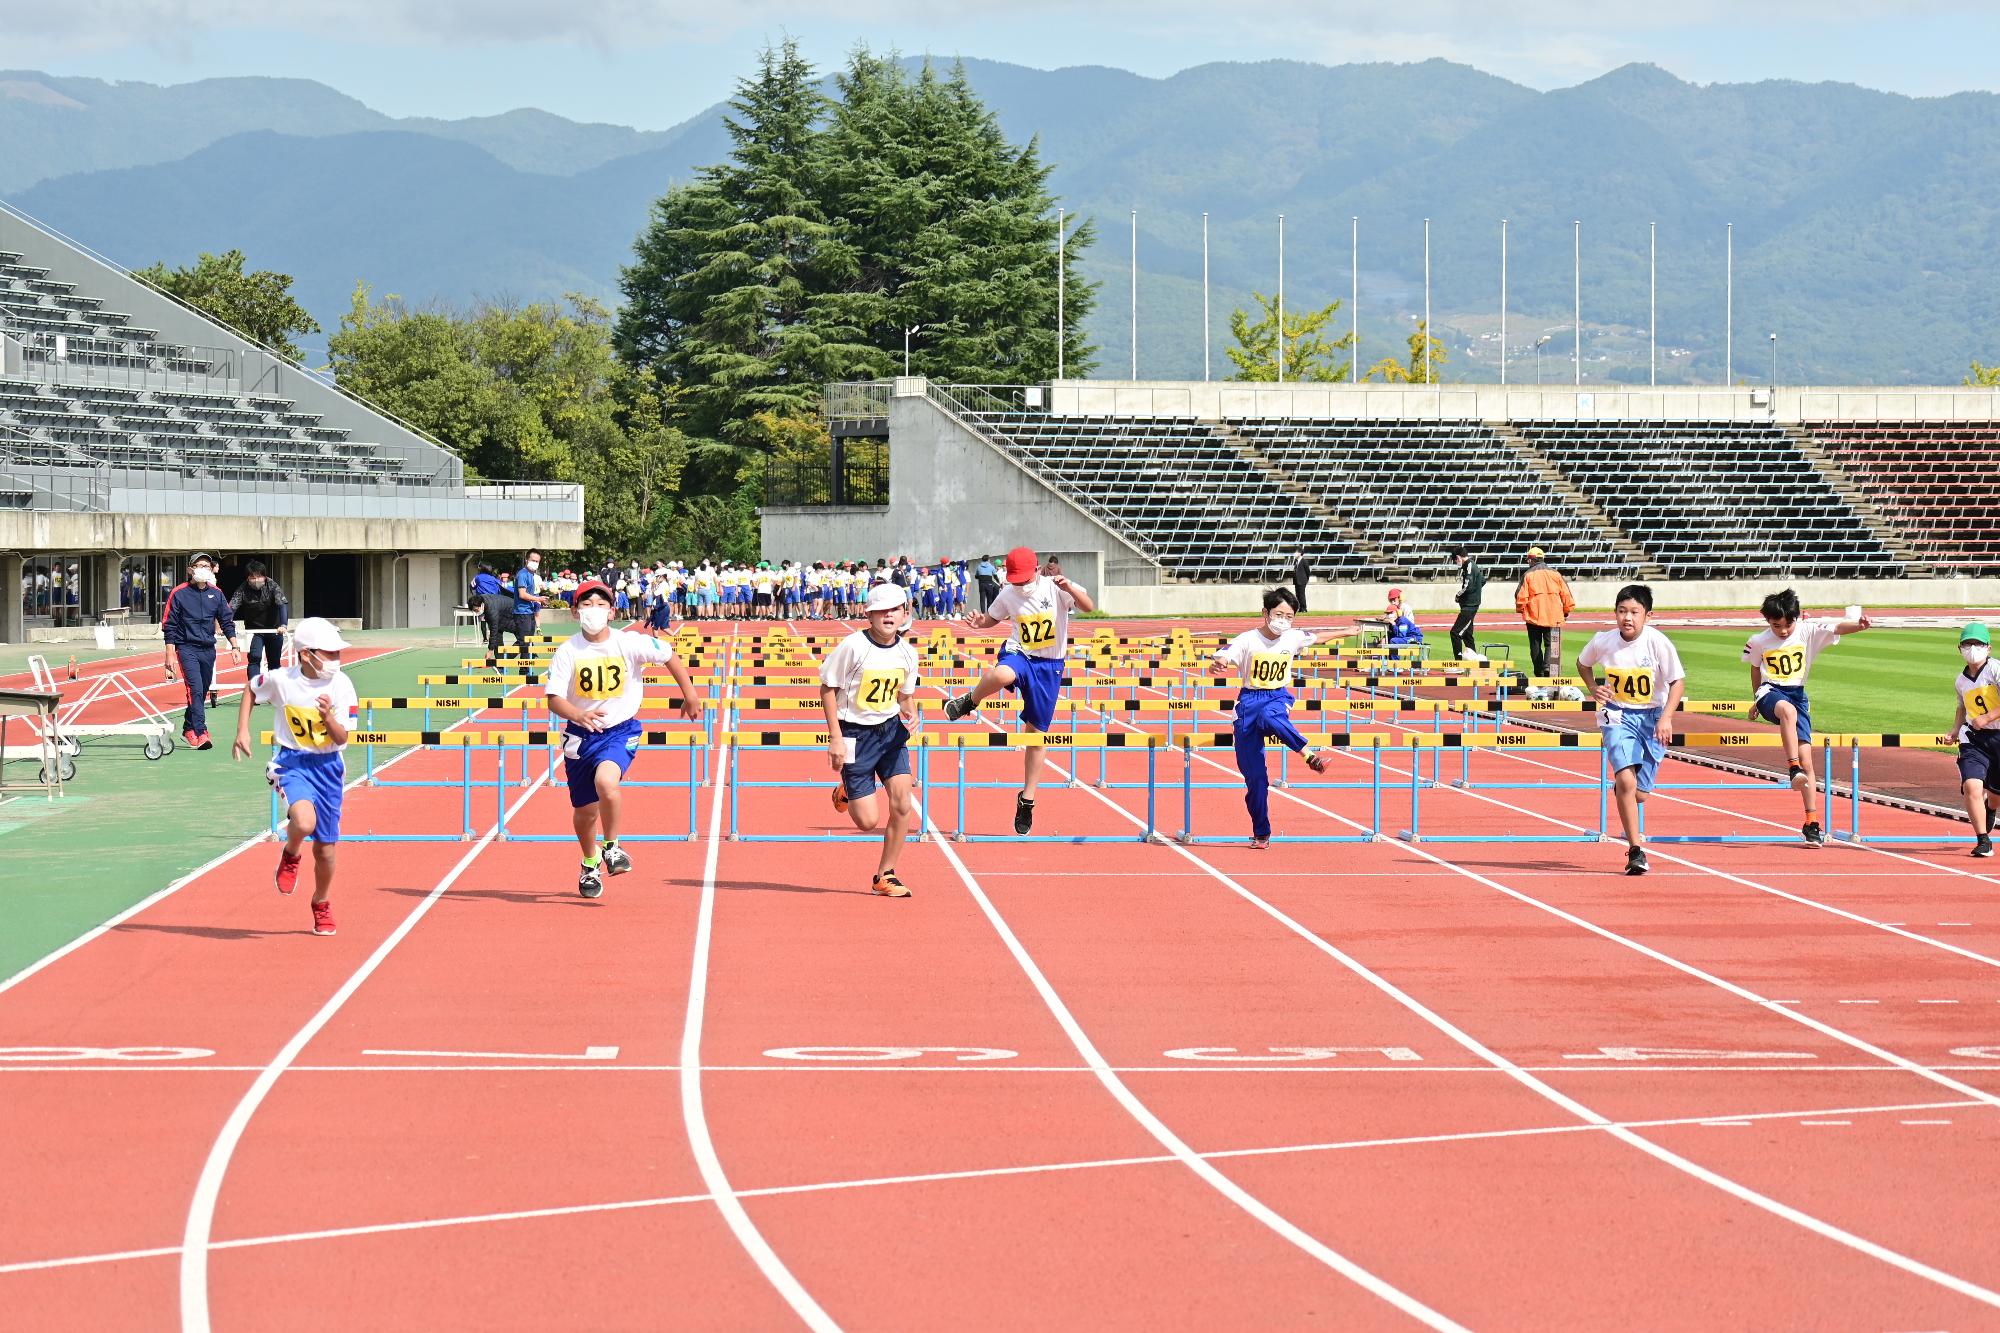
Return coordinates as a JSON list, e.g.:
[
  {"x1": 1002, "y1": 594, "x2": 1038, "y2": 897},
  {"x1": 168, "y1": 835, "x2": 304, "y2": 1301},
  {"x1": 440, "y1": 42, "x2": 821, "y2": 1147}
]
[
  {"x1": 1968, "y1": 683, "x2": 2000, "y2": 723},
  {"x1": 1248, "y1": 651, "x2": 1291, "y2": 687},
  {"x1": 1760, "y1": 646, "x2": 1808, "y2": 686},
  {"x1": 1603, "y1": 667, "x2": 1656, "y2": 705},
  {"x1": 858, "y1": 668, "x2": 906, "y2": 709},
  {"x1": 282, "y1": 704, "x2": 332, "y2": 749},
  {"x1": 573, "y1": 655, "x2": 625, "y2": 700},
  {"x1": 1016, "y1": 612, "x2": 1057, "y2": 650}
]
